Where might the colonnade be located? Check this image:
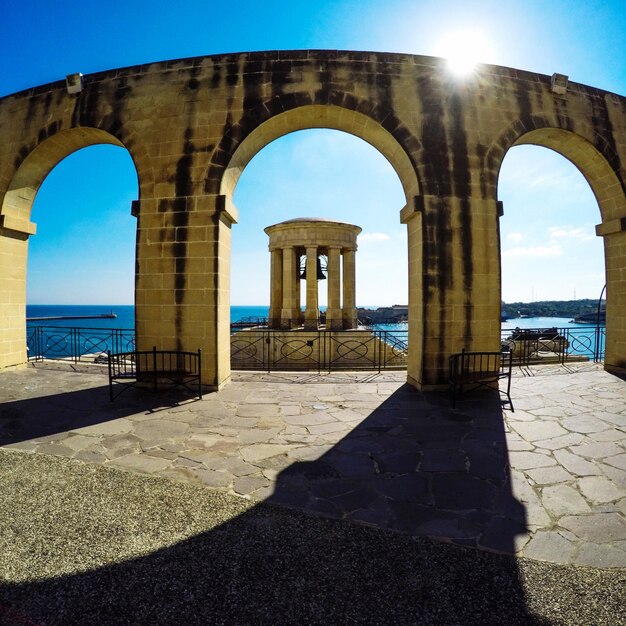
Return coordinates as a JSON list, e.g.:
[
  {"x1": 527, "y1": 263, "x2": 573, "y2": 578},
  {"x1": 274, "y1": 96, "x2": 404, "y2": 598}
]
[{"x1": 264, "y1": 219, "x2": 361, "y2": 330}]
